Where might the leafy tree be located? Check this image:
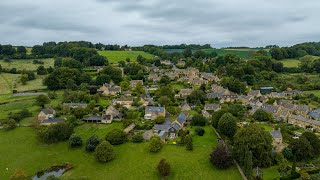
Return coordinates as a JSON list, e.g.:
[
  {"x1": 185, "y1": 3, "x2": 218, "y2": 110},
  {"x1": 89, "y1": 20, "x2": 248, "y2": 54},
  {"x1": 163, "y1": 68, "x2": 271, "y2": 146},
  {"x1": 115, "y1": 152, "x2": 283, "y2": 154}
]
[
  {"x1": 37, "y1": 123, "x2": 73, "y2": 144},
  {"x1": 37, "y1": 65, "x2": 47, "y2": 75},
  {"x1": 94, "y1": 141, "x2": 115, "y2": 163},
  {"x1": 183, "y1": 48, "x2": 192, "y2": 58},
  {"x1": 218, "y1": 113, "x2": 237, "y2": 138},
  {"x1": 88, "y1": 55, "x2": 108, "y2": 66},
  {"x1": 191, "y1": 115, "x2": 207, "y2": 126},
  {"x1": 282, "y1": 147, "x2": 293, "y2": 160},
  {"x1": 2, "y1": 119, "x2": 16, "y2": 130},
  {"x1": 86, "y1": 135, "x2": 102, "y2": 152},
  {"x1": 16, "y1": 46, "x2": 27, "y2": 58},
  {"x1": 187, "y1": 90, "x2": 206, "y2": 104},
  {"x1": 291, "y1": 156, "x2": 296, "y2": 175},
  {"x1": 160, "y1": 75, "x2": 171, "y2": 85},
  {"x1": 105, "y1": 129, "x2": 127, "y2": 145},
  {"x1": 243, "y1": 147, "x2": 253, "y2": 179},
  {"x1": 185, "y1": 135, "x2": 193, "y2": 151},
  {"x1": 233, "y1": 125, "x2": 273, "y2": 167},
  {"x1": 289, "y1": 136, "x2": 313, "y2": 161},
  {"x1": 301, "y1": 131, "x2": 320, "y2": 156},
  {"x1": 195, "y1": 126, "x2": 205, "y2": 136},
  {"x1": 212, "y1": 109, "x2": 228, "y2": 128},
  {"x1": 95, "y1": 74, "x2": 110, "y2": 85},
  {"x1": 131, "y1": 132, "x2": 144, "y2": 143},
  {"x1": 155, "y1": 116, "x2": 165, "y2": 124},
  {"x1": 100, "y1": 66, "x2": 123, "y2": 84},
  {"x1": 149, "y1": 136, "x2": 163, "y2": 152},
  {"x1": 272, "y1": 61, "x2": 284, "y2": 73},
  {"x1": 20, "y1": 74, "x2": 28, "y2": 85},
  {"x1": 62, "y1": 58, "x2": 83, "y2": 69},
  {"x1": 210, "y1": 144, "x2": 233, "y2": 169},
  {"x1": 35, "y1": 94, "x2": 50, "y2": 108},
  {"x1": 69, "y1": 134, "x2": 83, "y2": 148},
  {"x1": 157, "y1": 159, "x2": 171, "y2": 177},
  {"x1": 253, "y1": 109, "x2": 273, "y2": 122},
  {"x1": 158, "y1": 96, "x2": 170, "y2": 107},
  {"x1": 44, "y1": 67, "x2": 81, "y2": 90}
]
